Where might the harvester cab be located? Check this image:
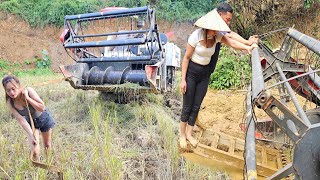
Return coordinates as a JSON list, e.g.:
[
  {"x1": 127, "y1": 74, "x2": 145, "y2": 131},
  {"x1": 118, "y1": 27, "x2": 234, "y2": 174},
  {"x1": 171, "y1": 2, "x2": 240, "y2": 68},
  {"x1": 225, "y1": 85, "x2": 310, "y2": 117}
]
[{"x1": 59, "y1": 6, "x2": 180, "y2": 94}]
